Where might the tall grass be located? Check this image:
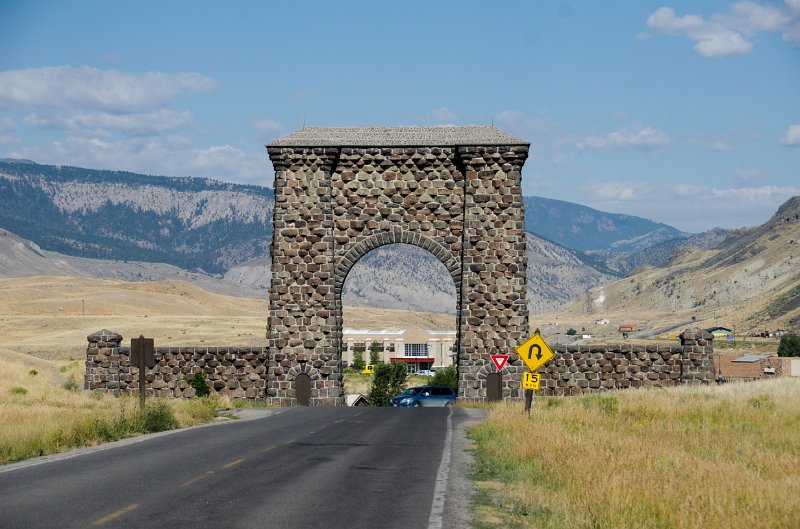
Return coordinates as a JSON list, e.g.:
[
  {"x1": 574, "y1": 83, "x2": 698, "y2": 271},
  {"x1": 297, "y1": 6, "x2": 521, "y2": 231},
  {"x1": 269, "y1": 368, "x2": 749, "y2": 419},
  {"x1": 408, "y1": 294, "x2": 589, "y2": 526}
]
[
  {"x1": 0, "y1": 352, "x2": 217, "y2": 465},
  {"x1": 470, "y1": 379, "x2": 800, "y2": 529}
]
